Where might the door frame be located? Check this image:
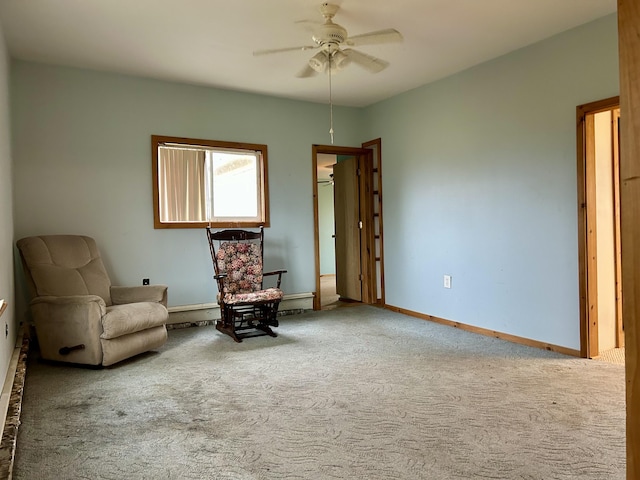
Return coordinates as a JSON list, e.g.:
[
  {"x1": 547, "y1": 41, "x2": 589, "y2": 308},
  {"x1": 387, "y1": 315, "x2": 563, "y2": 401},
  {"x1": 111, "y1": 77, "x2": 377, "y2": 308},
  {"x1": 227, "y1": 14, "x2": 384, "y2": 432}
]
[
  {"x1": 362, "y1": 138, "x2": 386, "y2": 306},
  {"x1": 312, "y1": 144, "x2": 377, "y2": 310},
  {"x1": 576, "y1": 95, "x2": 621, "y2": 358}
]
